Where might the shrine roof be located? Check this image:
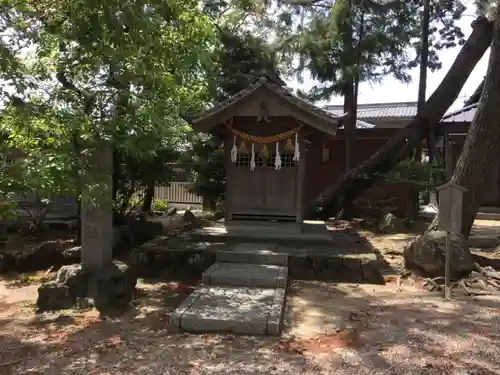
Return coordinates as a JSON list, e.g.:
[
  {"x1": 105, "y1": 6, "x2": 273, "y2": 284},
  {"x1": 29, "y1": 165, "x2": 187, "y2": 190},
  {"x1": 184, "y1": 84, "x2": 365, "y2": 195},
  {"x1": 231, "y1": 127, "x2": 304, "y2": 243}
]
[{"x1": 192, "y1": 76, "x2": 346, "y2": 135}]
